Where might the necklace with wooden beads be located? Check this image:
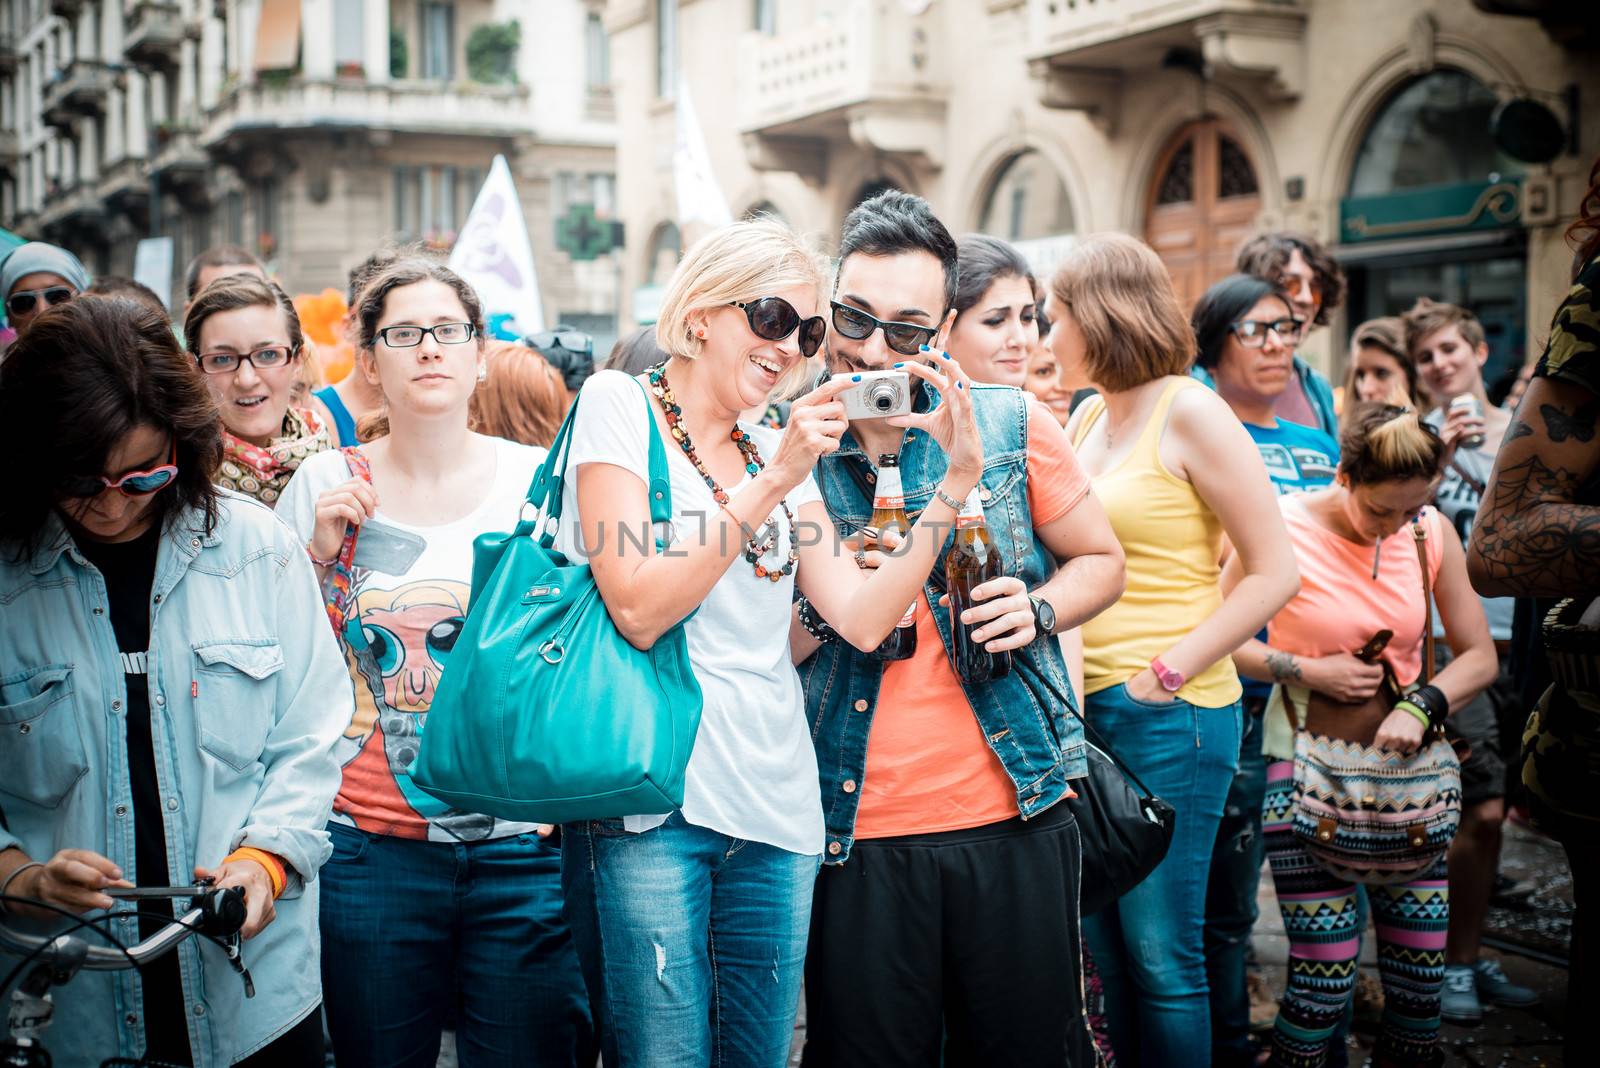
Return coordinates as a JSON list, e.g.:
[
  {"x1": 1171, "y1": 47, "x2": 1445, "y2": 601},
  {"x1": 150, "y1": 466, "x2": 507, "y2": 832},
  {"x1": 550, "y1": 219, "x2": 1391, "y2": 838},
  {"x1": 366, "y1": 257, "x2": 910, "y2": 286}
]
[{"x1": 646, "y1": 363, "x2": 797, "y2": 583}]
